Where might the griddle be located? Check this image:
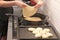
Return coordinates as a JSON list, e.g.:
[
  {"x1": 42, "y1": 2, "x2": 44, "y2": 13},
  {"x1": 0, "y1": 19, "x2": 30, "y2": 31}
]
[{"x1": 18, "y1": 26, "x2": 59, "y2": 40}]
